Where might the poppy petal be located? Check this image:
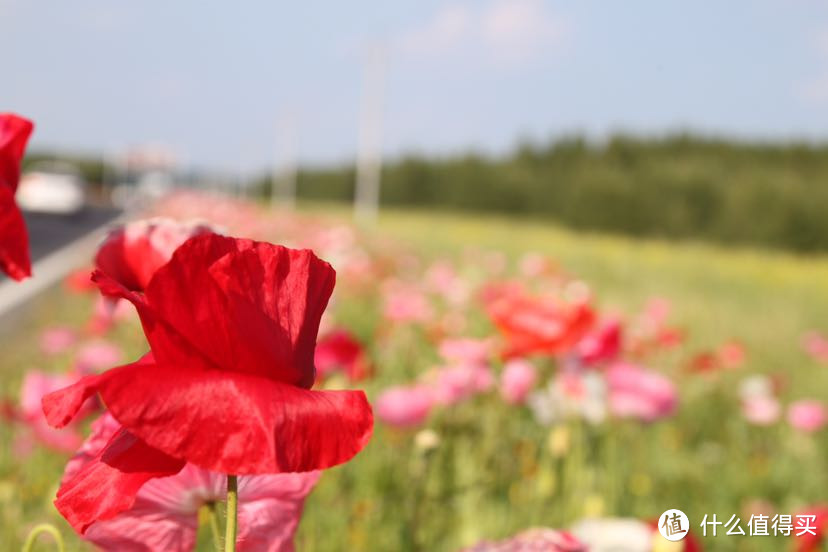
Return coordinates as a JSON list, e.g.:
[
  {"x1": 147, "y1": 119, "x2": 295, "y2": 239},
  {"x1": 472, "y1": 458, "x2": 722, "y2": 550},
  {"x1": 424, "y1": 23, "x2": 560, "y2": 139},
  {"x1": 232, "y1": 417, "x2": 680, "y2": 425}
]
[
  {"x1": 41, "y1": 373, "x2": 103, "y2": 428},
  {"x1": 93, "y1": 235, "x2": 335, "y2": 387},
  {"x1": 0, "y1": 185, "x2": 31, "y2": 280},
  {"x1": 41, "y1": 354, "x2": 154, "y2": 429},
  {"x1": 0, "y1": 113, "x2": 33, "y2": 193},
  {"x1": 88, "y1": 358, "x2": 372, "y2": 474},
  {"x1": 44, "y1": 354, "x2": 373, "y2": 474},
  {"x1": 55, "y1": 426, "x2": 185, "y2": 533},
  {"x1": 0, "y1": 113, "x2": 34, "y2": 280},
  {"x1": 94, "y1": 219, "x2": 215, "y2": 292}
]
